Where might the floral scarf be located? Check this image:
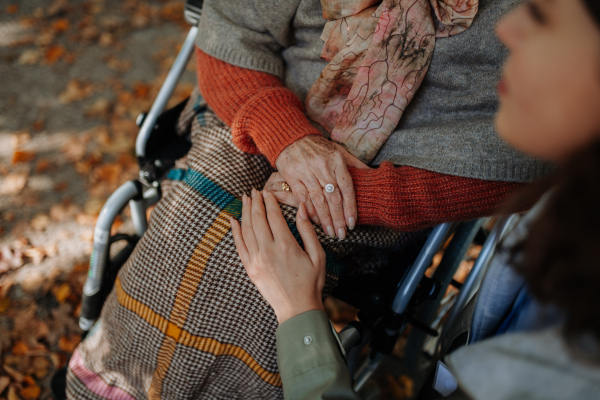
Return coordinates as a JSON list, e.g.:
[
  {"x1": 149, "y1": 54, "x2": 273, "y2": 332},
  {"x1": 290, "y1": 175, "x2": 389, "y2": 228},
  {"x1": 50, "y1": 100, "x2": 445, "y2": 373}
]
[{"x1": 306, "y1": 0, "x2": 479, "y2": 162}]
